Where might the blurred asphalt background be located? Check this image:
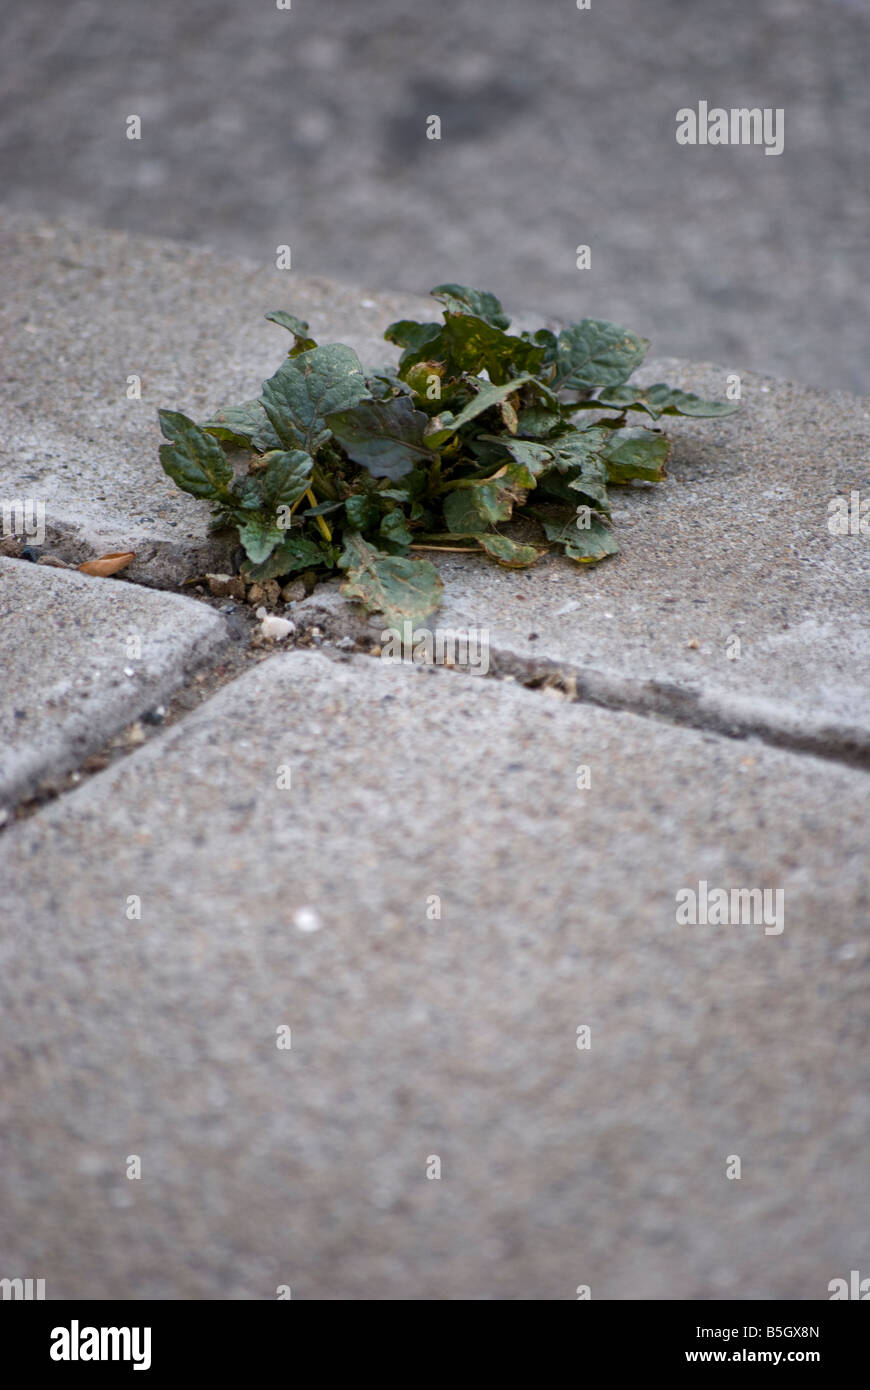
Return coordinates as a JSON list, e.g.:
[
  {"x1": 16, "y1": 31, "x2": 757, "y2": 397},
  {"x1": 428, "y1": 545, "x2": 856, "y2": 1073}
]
[{"x1": 1, "y1": 0, "x2": 867, "y2": 392}]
